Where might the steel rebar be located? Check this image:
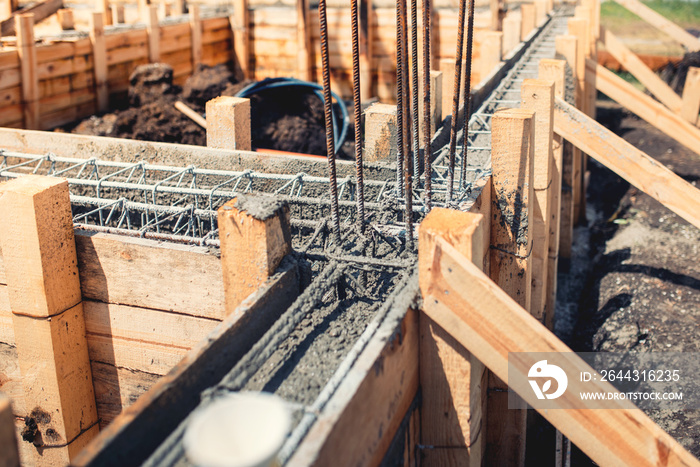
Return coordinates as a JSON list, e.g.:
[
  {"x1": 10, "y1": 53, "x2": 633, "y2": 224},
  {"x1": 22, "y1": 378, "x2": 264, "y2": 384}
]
[
  {"x1": 395, "y1": 0, "x2": 405, "y2": 199},
  {"x1": 350, "y1": 0, "x2": 365, "y2": 234},
  {"x1": 410, "y1": 0, "x2": 420, "y2": 180},
  {"x1": 319, "y1": 0, "x2": 342, "y2": 242},
  {"x1": 422, "y1": 0, "x2": 432, "y2": 210},
  {"x1": 446, "y1": 0, "x2": 468, "y2": 203},
  {"x1": 459, "y1": 0, "x2": 476, "y2": 189},
  {"x1": 397, "y1": 0, "x2": 413, "y2": 248}
]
